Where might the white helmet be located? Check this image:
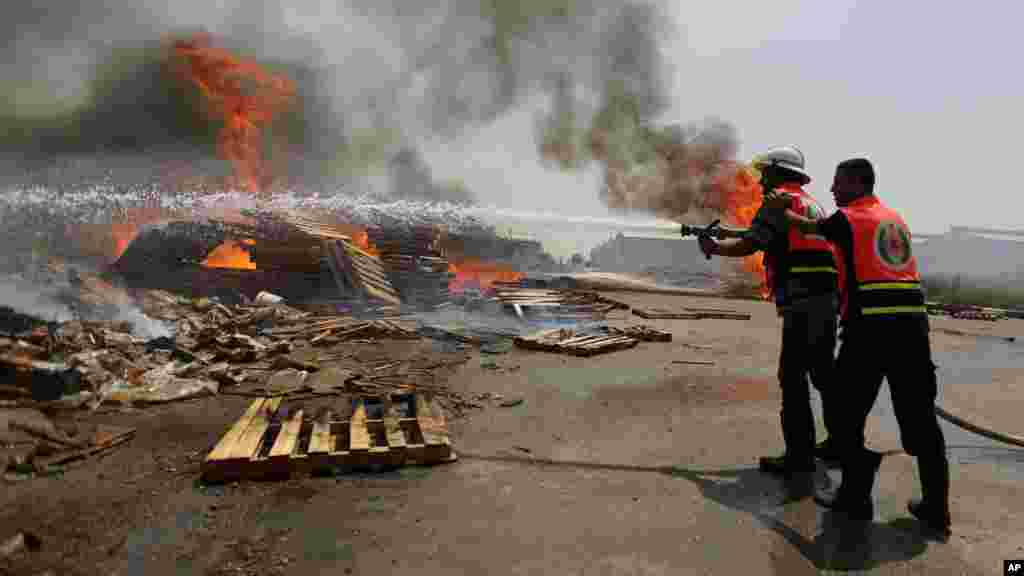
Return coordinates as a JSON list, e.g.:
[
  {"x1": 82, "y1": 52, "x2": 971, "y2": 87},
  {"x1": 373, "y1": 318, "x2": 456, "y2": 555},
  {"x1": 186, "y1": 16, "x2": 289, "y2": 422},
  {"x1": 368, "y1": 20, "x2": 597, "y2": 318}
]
[{"x1": 751, "y1": 146, "x2": 811, "y2": 183}]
